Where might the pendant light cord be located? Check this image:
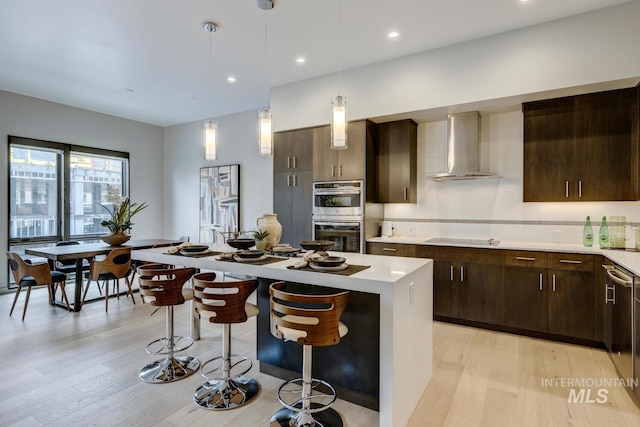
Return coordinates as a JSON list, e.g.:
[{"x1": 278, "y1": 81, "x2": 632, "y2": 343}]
[
  {"x1": 208, "y1": 30, "x2": 213, "y2": 105},
  {"x1": 337, "y1": 0, "x2": 342, "y2": 95},
  {"x1": 264, "y1": 9, "x2": 269, "y2": 108}
]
